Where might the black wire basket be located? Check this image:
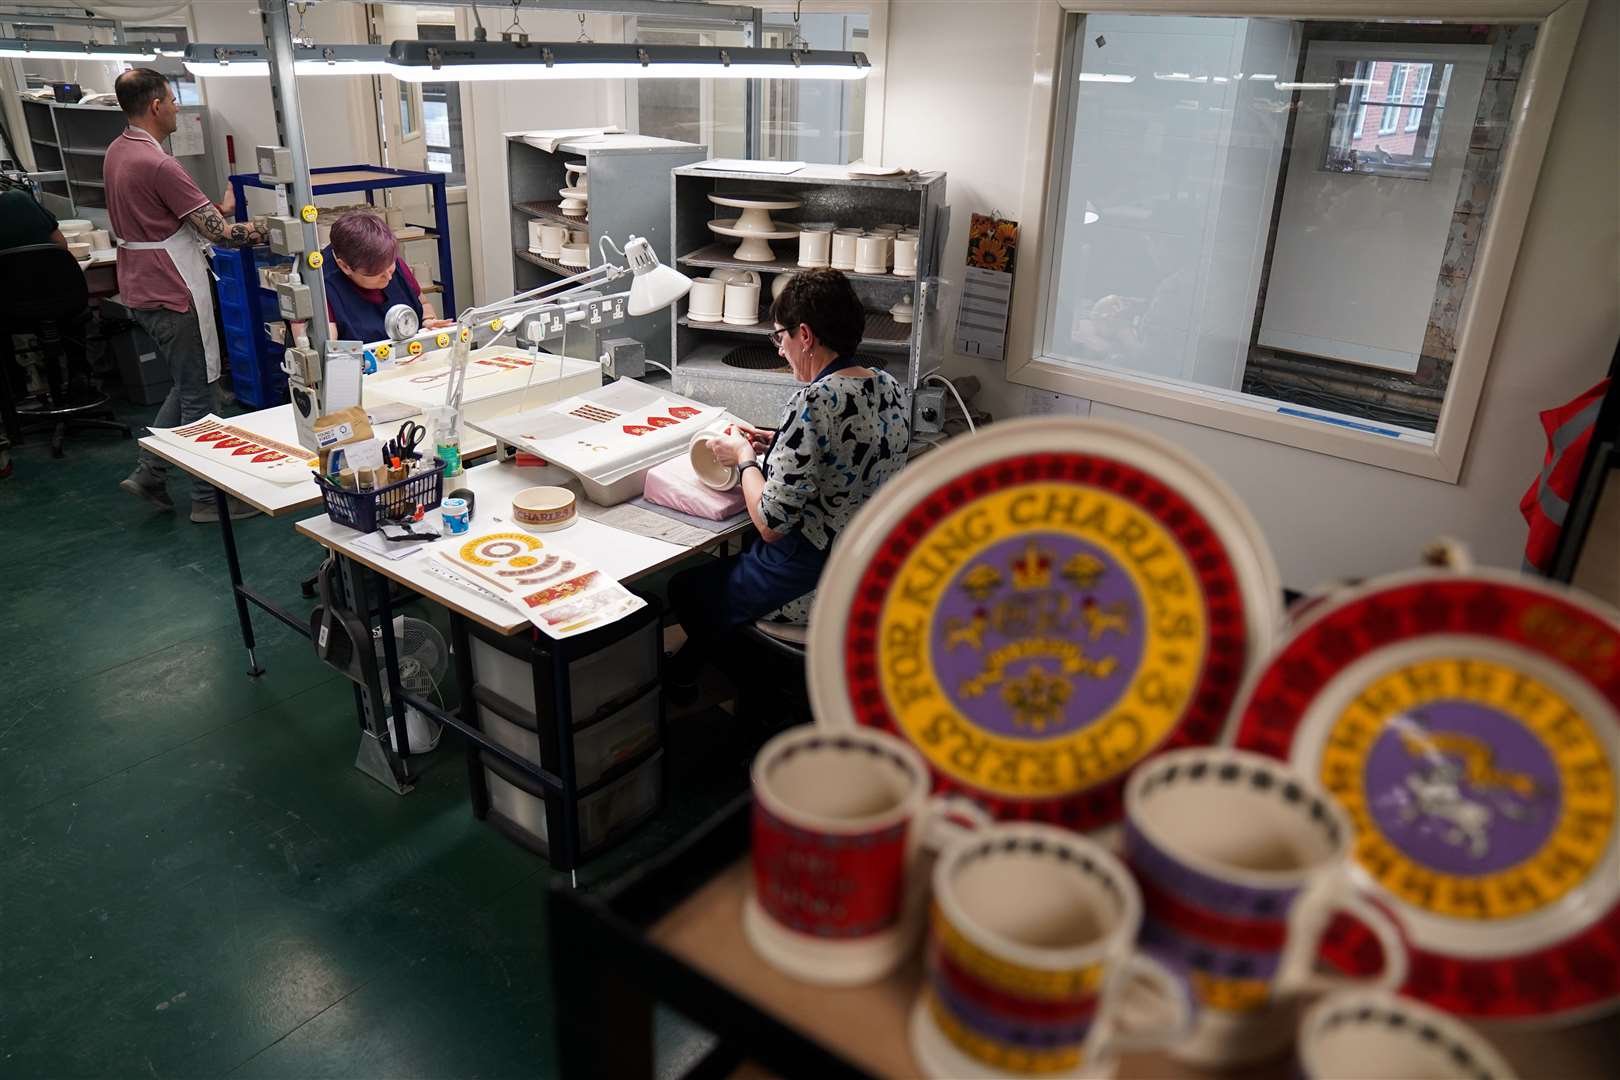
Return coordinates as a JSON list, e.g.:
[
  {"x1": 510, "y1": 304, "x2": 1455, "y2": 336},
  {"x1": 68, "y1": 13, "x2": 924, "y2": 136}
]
[{"x1": 316, "y1": 459, "x2": 445, "y2": 533}]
